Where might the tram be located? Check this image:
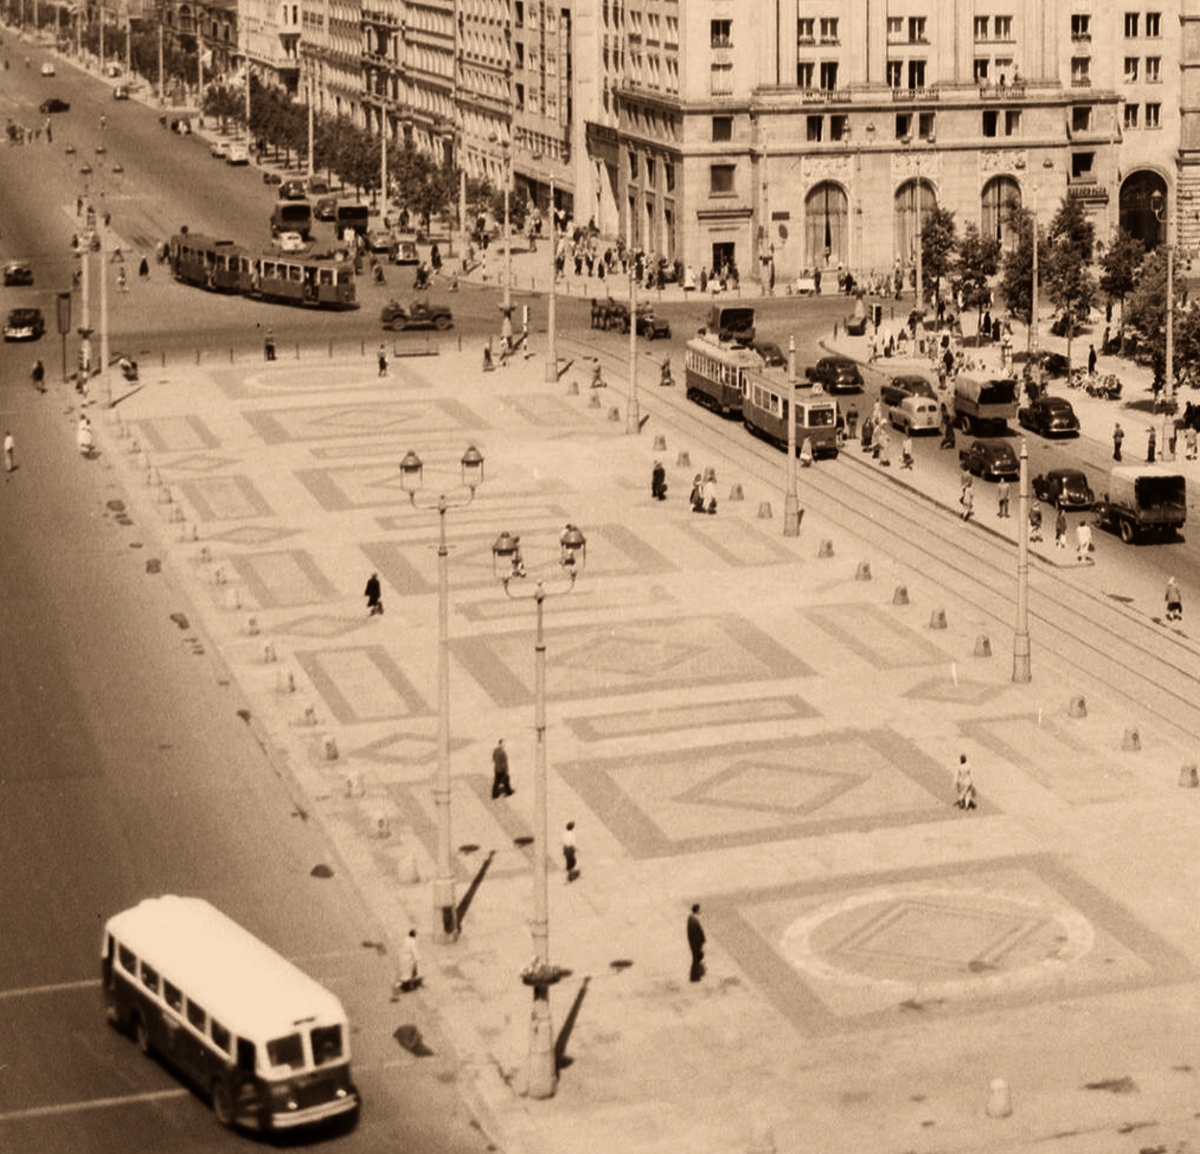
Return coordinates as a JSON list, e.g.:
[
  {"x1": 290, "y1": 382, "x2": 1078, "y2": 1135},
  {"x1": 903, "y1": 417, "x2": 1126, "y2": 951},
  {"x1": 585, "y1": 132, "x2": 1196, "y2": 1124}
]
[
  {"x1": 742, "y1": 365, "x2": 841, "y2": 458},
  {"x1": 168, "y1": 233, "x2": 359, "y2": 309},
  {"x1": 684, "y1": 330, "x2": 763, "y2": 418}
]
